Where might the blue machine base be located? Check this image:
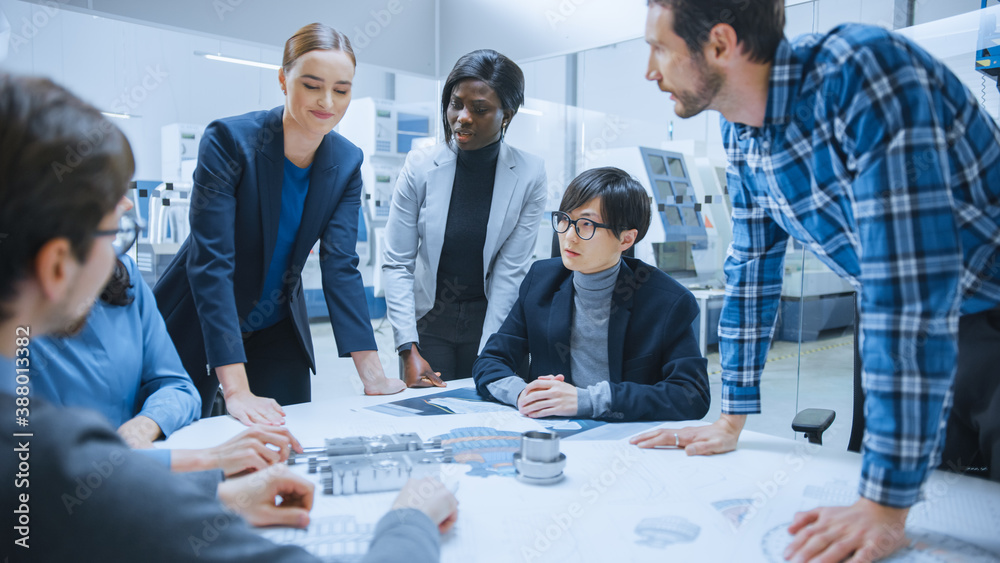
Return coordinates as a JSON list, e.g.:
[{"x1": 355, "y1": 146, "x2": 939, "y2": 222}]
[{"x1": 305, "y1": 287, "x2": 386, "y2": 321}]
